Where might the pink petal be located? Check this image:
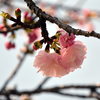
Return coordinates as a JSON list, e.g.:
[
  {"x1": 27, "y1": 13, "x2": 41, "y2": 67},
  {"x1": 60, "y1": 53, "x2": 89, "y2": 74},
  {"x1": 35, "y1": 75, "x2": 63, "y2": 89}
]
[
  {"x1": 61, "y1": 41, "x2": 87, "y2": 72},
  {"x1": 34, "y1": 51, "x2": 68, "y2": 78}
]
